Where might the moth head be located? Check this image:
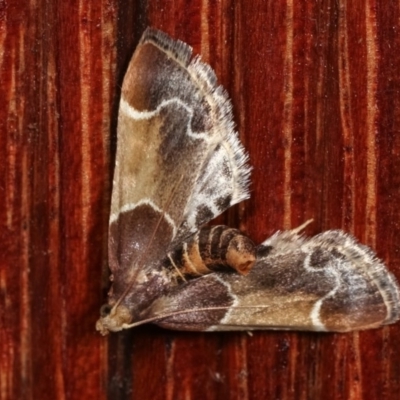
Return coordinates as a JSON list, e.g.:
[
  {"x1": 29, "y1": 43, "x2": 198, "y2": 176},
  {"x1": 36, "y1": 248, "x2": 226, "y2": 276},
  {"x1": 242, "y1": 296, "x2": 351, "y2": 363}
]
[{"x1": 95, "y1": 303, "x2": 132, "y2": 335}]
